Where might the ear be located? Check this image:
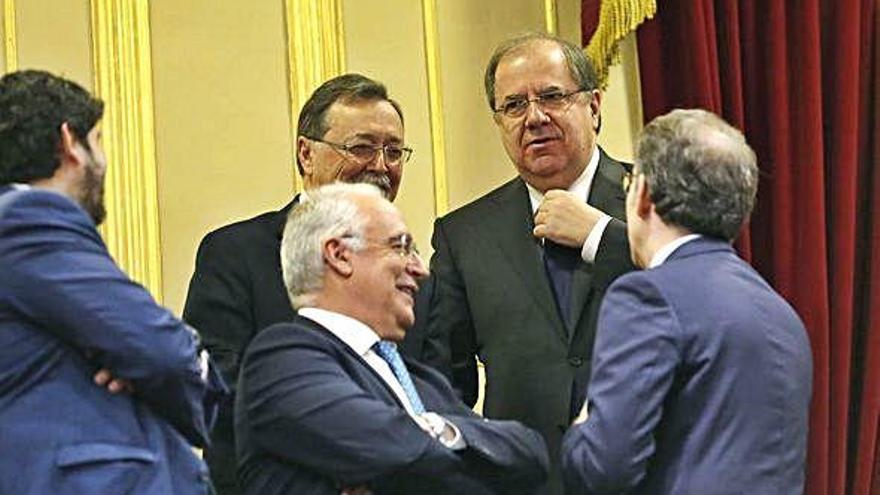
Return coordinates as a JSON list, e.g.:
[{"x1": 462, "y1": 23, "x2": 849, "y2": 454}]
[
  {"x1": 297, "y1": 136, "x2": 314, "y2": 177},
  {"x1": 322, "y1": 237, "x2": 354, "y2": 277},
  {"x1": 587, "y1": 89, "x2": 602, "y2": 131},
  {"x1": 58, "y1": 122, "x2": 85, "y2": 170},
  {"x1": 633, "y1": 174, "x2": 652, "y2": 219}
]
